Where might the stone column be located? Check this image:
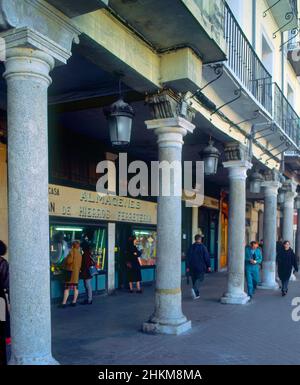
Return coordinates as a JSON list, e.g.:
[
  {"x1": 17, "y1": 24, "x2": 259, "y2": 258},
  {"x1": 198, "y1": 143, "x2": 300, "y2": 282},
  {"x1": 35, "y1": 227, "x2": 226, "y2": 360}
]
[
  {"x1": 192, "y1": 206, "x2": 199, "y2": 239},
  {"x1": 259, "y1": 180, "x2": 281, "y2": 289},
  {"x1": 0, "y1": 143, "x2": 8, "y2": 252},
  {"x1": 282, "y1": 181, "x2": 297, "y2": 281},
  {"x1": 142, "y1": 109, "x2": 195, "y2": 334},
  {"x1": 221, "y1": 143, "x2": 252, "y2": 304},
  {"x1": 4, "y1": 46, "x2": 57, "y2": 365},
  {"x1": 0, "y1": 10, "x2": 79, "y2": 362},
  {"x1": 282, "y1": 182, "x2": 297, "y2": 244},
  {"x1": 107, "y1": 223, "x2": 116, "y2": 294}
]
